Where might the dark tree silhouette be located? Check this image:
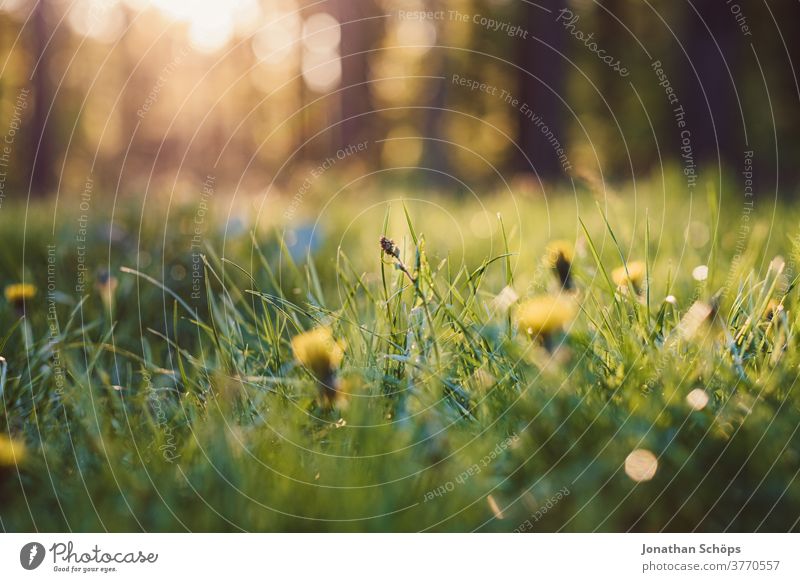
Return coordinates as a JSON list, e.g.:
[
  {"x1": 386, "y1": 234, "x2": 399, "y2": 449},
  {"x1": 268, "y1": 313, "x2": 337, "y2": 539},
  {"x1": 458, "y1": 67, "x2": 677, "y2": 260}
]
[
  {"x1": 516, "y1": 0, "x2": 568, "y2": 180},
  {"x1": 332, "y1": 0, "x2": 380, "y2": 151},
  {"x1": 423, "y1": 0, "x2": 449, "y2": 183},
  {"x1": 681, "y1": 1, "x2": 741, "y2": 174},
  {"x1": 28, "y1": 0, "x2": 55, "y2": 197}
]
